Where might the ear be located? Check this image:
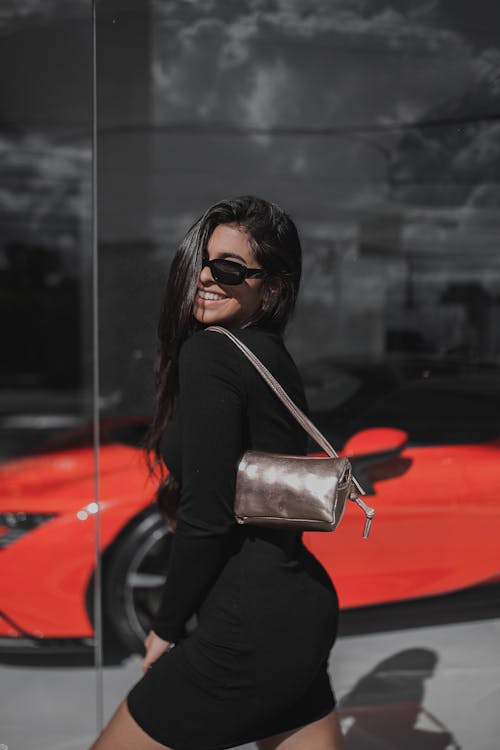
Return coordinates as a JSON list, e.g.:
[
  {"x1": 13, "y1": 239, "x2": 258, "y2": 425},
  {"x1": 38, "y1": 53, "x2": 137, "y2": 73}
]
[
  {"x1": 263, "y1": 277, "x2": 280, "y2": 297},
  {"x1": 261, "y1": 278, "x2": 280, "y2": 312}
]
